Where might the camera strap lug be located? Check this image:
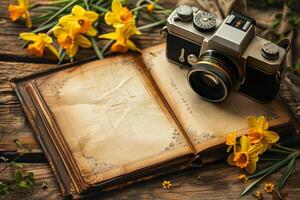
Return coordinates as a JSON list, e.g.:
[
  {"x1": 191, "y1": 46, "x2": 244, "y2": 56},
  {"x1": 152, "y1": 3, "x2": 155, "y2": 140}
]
[{"x1": 160, "y1": 26, "x2": 168, "y2": 38}]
